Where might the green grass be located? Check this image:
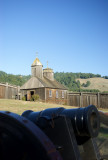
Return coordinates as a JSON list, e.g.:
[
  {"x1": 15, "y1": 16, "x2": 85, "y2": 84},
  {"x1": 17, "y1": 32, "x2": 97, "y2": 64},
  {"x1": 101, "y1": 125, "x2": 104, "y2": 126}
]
[
  {"x1": 0, "y1": 99, "x2": 108, "y2": 115},
  {"x1": 99, "y1": 124, "x2": 108, "y2": 138},
  {"x1": 0, "y1": 99, "x2": 77, "y2": 115}
]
